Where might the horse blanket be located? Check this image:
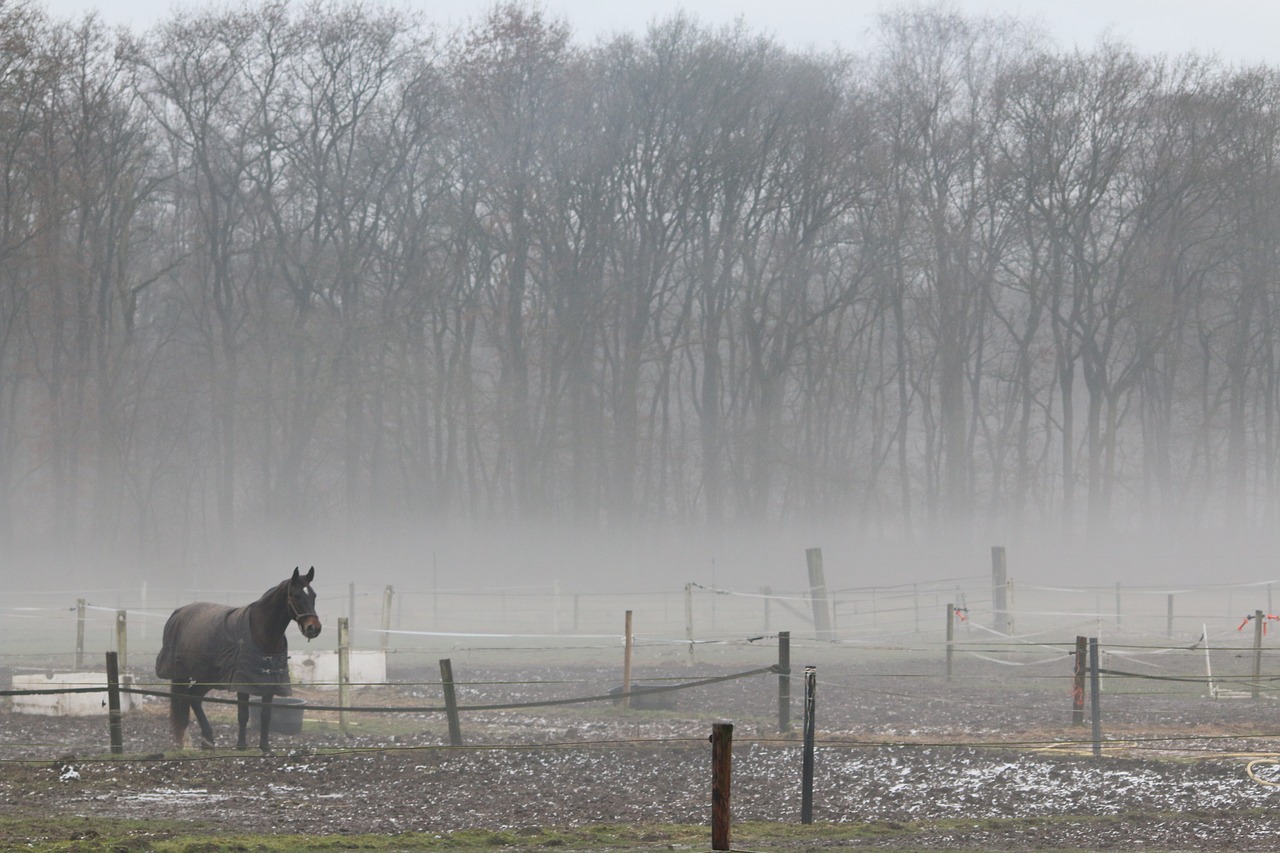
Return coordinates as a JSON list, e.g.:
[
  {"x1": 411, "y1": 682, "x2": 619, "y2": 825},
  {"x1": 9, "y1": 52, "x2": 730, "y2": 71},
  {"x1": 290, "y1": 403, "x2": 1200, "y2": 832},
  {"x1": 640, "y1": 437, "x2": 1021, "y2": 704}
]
[{"x1": 155, "y1": 602, "x2": 292, "y2": 697}]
